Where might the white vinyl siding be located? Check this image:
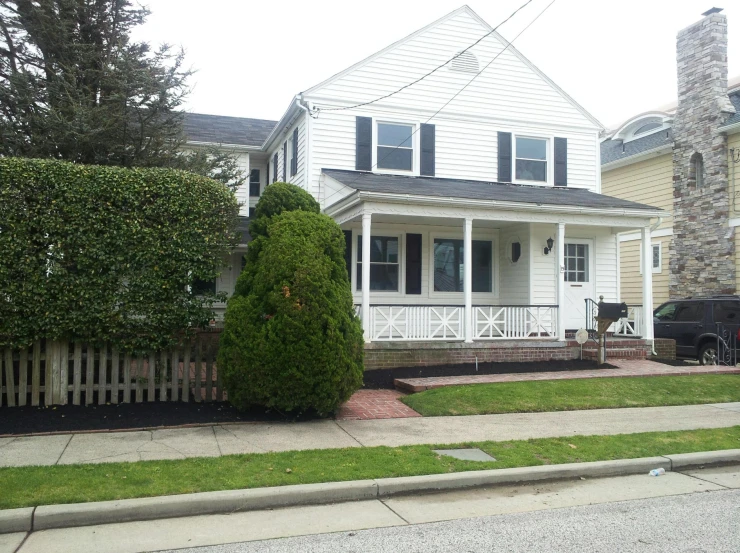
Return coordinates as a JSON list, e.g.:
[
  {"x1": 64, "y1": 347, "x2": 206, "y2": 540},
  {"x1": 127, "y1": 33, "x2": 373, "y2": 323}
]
[
  {"x1": 267, "y1": 115, "x2": 307, "y2": 189},
  {"x1": 499, "y1": 224, "x2": 530, "y2": 304}
]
